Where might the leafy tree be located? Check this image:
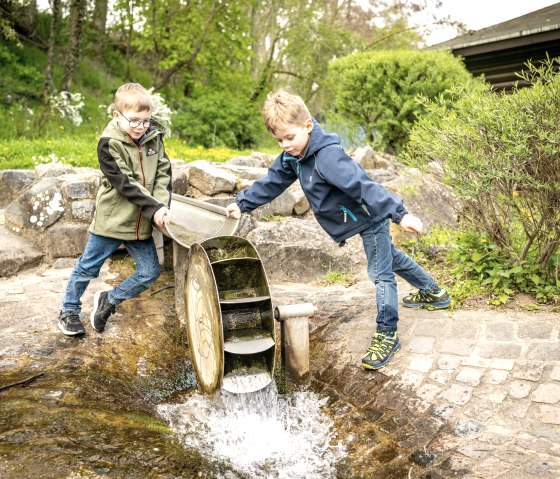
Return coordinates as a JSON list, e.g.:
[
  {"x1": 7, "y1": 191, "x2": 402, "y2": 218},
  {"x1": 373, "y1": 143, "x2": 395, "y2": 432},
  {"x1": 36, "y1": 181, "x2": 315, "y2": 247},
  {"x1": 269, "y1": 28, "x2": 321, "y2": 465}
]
[{"x1": 326, "y1": 49, "x2": 472, "y2": 154}]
